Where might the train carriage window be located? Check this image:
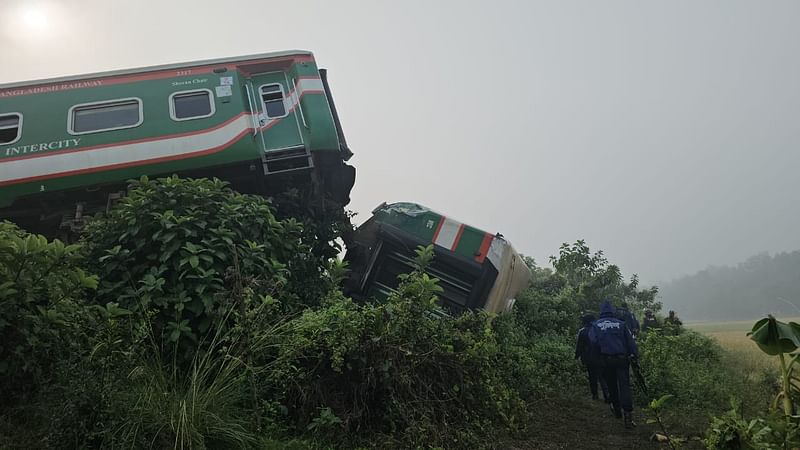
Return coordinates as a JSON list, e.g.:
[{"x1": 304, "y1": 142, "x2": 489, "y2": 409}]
[
  {"x1": 259, "y1": 84, "x2": 287, "y2": 118},
  {"x1": 69, "y1": 98, "x2": 142, "y2": 135},
  {"x1": 170, "y1": 89, "x2": 215, "y2": 121},
  {"x1": 0, "y1": 113, "x2": 22, "y2": 145}
]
